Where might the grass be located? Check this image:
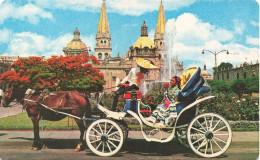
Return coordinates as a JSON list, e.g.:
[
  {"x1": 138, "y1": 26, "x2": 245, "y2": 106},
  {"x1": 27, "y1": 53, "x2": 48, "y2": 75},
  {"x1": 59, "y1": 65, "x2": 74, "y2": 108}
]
[
  {"x1": 0, "y1": 113, "x2": 79, "y2": 130},
  {"x1": 0, "y1": 113, "x2": 258, "y2": 131}
]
